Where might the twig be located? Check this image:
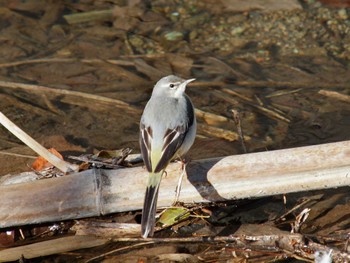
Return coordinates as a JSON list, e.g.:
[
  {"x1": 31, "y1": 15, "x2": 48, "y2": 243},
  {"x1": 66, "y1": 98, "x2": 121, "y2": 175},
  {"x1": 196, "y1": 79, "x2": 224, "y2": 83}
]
[
  {"x1": 68, "y1": 155, "x2": 122, "y2": 169},
  {"x1": 0, "y1": 112, "x2": 78, "y2": 173},
  {"x1": 40, "y1": 94, "x2": 65, "y2": 116},
  {"x1": 63, "y1": 9, "x2": 114, "y2": 24},
  {"x1": 85, "y1": 241, "x2": 154, "y2": 263},
  {"x1": 0, "y1": 151, "x2": 36, "y2": 159},
  {"x1": 318, "y1": 90, "x2": 350, "y2": 103},
  {"x1": 206, "y1": 57, "x2": 248, "y2": 80},
  {"x1": 0, "y1": 235, "x2": 108, "y2": 262},
  {"x1": 0, "y1": 80, "x2": 141, "y2": 115},
  {"x1": 274, "y1": 197, "x2": 319, "y2": 224},
  {"x1": 0, "y1": 58, "x2": 134, "y2": 68},
  {"x1": 221, "y1": 88, "x2": 254, "y2": 102},
  {"x1": 217, "y1": 89, "x2": 291, "y2": 123},
  {"x1": 266, "y1": 89, "x2": 302, "y2": 98},
  {"x1": 235, "y1": 80, "x2": 350, "y2": 89},
  {"x1": 197, "y1": 123, "x2": 245, "y2": 141},
  {"x1": 231, "y1": 109, "x2": 247, "y2": 153},
  {"x1": 195, "y1": 108, "x2": 232, "y2": 126}
]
